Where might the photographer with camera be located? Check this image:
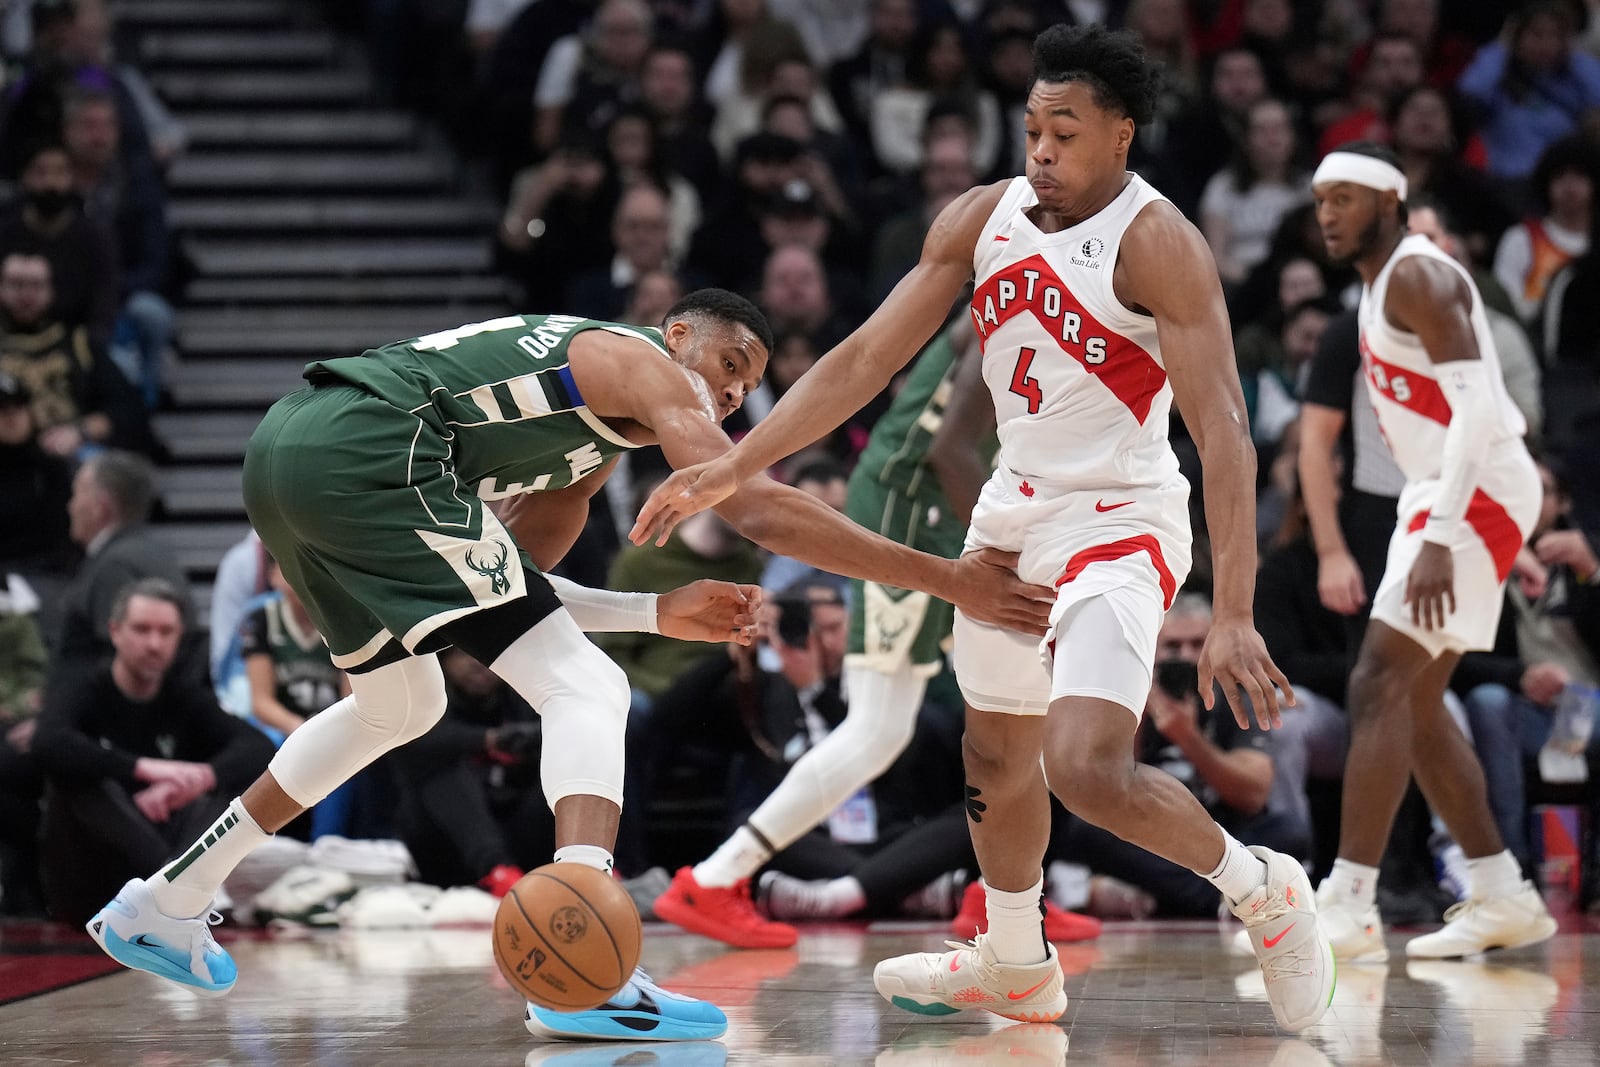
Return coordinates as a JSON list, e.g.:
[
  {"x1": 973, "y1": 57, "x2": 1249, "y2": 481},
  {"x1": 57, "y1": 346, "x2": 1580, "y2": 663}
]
[{"x1": 1048, "y1": 593, "x2": 1312, "y2": 917}]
